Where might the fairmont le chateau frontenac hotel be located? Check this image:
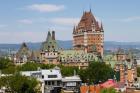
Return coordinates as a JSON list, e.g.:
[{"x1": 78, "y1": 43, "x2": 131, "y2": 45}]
[
  {"x1": 11, "y1": 10, "x2": 104, "y2": 68},
  {"x1": 8, "y1": 10, "x2": 138, "y2": 88}
]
